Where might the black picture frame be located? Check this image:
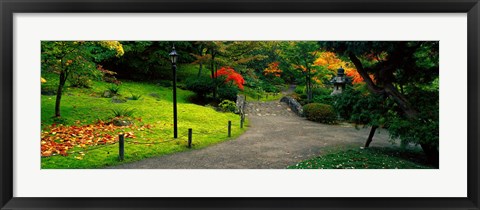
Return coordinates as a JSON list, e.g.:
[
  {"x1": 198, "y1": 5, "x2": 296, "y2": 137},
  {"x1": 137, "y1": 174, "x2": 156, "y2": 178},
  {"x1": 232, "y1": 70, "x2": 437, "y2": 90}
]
[{"x1": 1, "y1": 0, "x2": 479, "y2": 209}]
